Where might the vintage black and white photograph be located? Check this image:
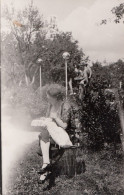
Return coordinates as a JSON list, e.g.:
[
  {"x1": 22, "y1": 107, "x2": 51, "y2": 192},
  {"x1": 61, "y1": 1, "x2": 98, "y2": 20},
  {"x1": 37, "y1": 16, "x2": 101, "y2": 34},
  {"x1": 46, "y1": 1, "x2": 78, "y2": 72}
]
[{"x1": 1, "y1": 0, "x2": 124, "y2": 194}]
